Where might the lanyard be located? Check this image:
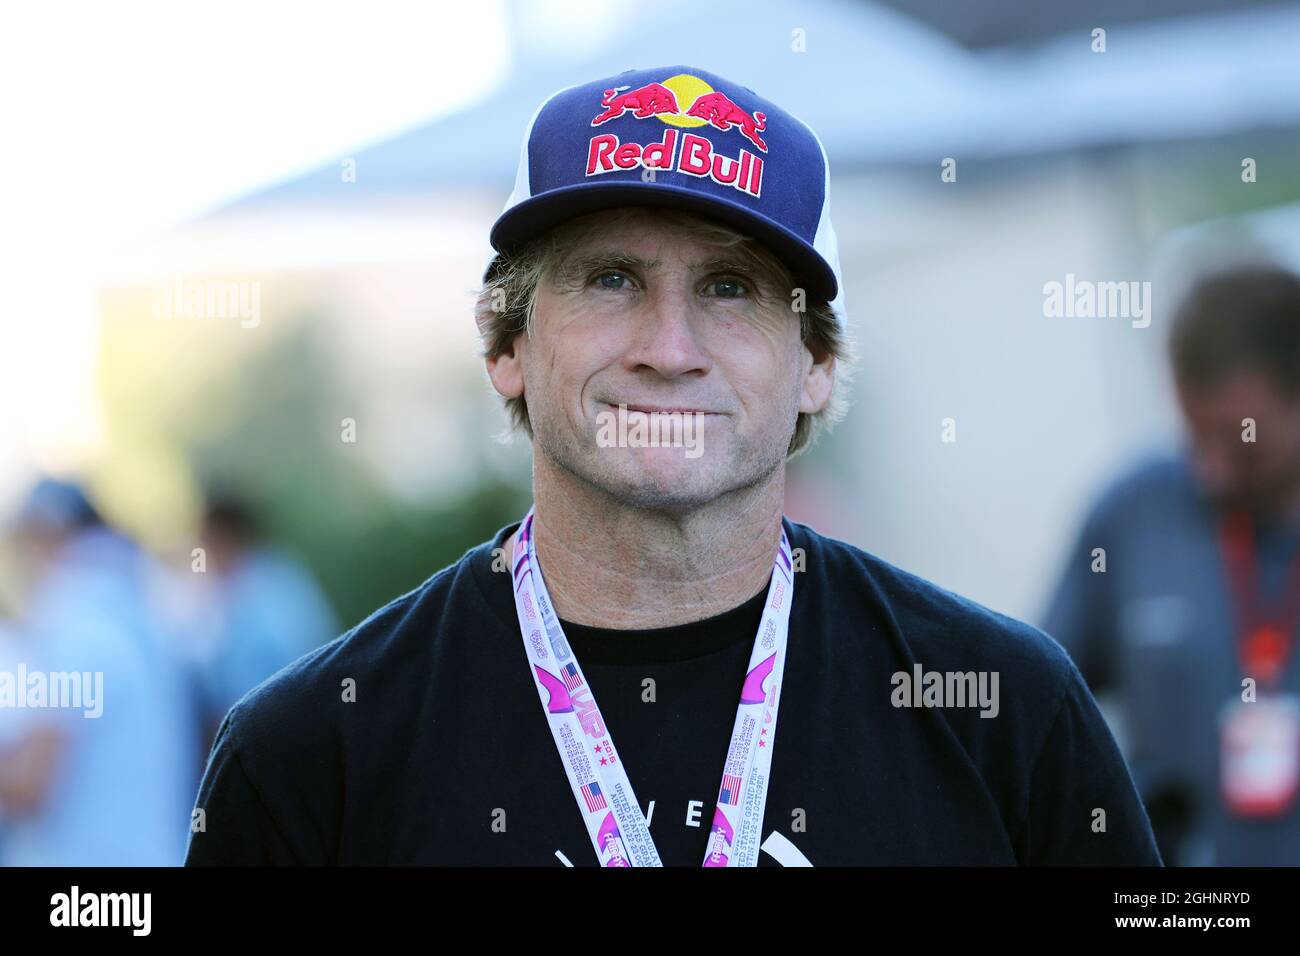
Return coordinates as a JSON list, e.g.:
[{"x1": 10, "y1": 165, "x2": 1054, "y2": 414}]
[
  {"x1": 1217, "y1": 509, "x2": 1300, "y2": 687},
  {"x1": 510, "y1": 508, "x2": 794, "y2": 866}
]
